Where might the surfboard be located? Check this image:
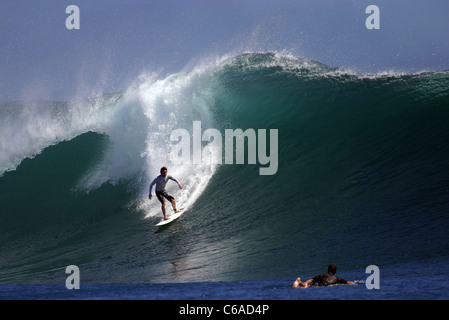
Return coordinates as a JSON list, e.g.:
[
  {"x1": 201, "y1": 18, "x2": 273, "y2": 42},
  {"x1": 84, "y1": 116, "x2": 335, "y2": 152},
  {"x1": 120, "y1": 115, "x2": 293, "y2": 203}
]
[{"x1": 154, "y1": 209, "x2": 184, "y2": 227}]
